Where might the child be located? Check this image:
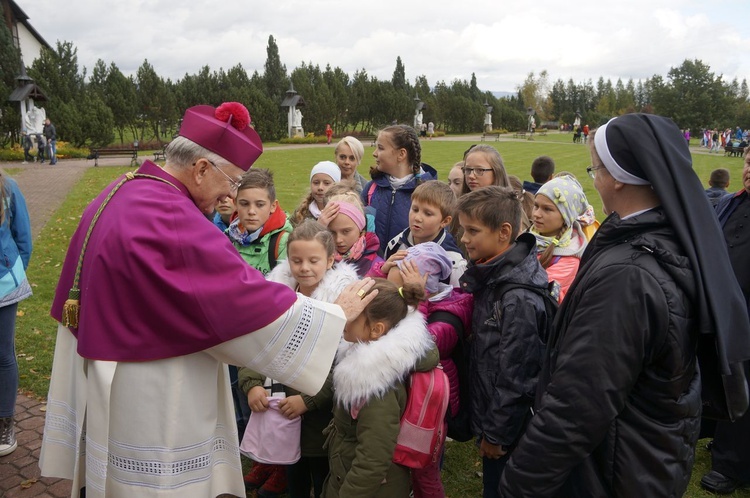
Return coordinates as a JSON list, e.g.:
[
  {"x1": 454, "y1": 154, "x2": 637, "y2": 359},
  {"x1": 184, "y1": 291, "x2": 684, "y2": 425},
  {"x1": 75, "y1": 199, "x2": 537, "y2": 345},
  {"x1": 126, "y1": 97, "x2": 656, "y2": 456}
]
[
  {"x1": 325, "y1": 123, "x2": 333, "y2": 145},
  {"x1": 705, "y1": 168, "x2": 730, "y2": 206},
  {"x1": 387, "y1": 244, "x2": 473, "y2": 498},
  {"x1": 212, "y1": 195, "x2": 235, "y2": 232},
  {"x1": 530, "y1": 176, "x2": 589, "y2": 301},
  {"x1": 291, "y1": 161, "x2": 341, "y2": 226},
  {"x1": 447, "y1": 161, "x2": 464, "y2": 198},
  {"x1": 523, "y1": 155, "x2": 555, "y2": 195},
  {"x1": 227, "y1": 168, "x2": 292, "y2": 275},
  {"x1": 319, "y1": 193, "x2": 383, "y2": 277},
  {"x1": 379, "y1": 181, "x2": 466, "y2": 287},
  {"x1": 334, "y1": 137, "x2": 368, "y2": 192},
  {"x1": 324, "y1": 278, "x2": 439, "y2": 498},
  {"x1": 460, "y1": 144, "x2": 510, "y2": 196},
  {"x1": 457, "y1": 186, "x2": 550, "y2": 498},
  {"x1": 240, "y1": 220, "x2": 359, "y2": 498},
  {"x1": 362, "y1": 124, "x2": 438, "y2": 255}
]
